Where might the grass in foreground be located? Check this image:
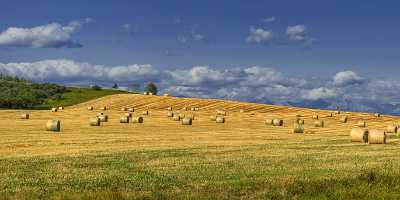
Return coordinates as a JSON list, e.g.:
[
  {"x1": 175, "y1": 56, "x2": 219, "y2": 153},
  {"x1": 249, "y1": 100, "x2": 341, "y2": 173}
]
[{"x1": 35, "y1": 87, "x2": 128, "y2": 109}]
